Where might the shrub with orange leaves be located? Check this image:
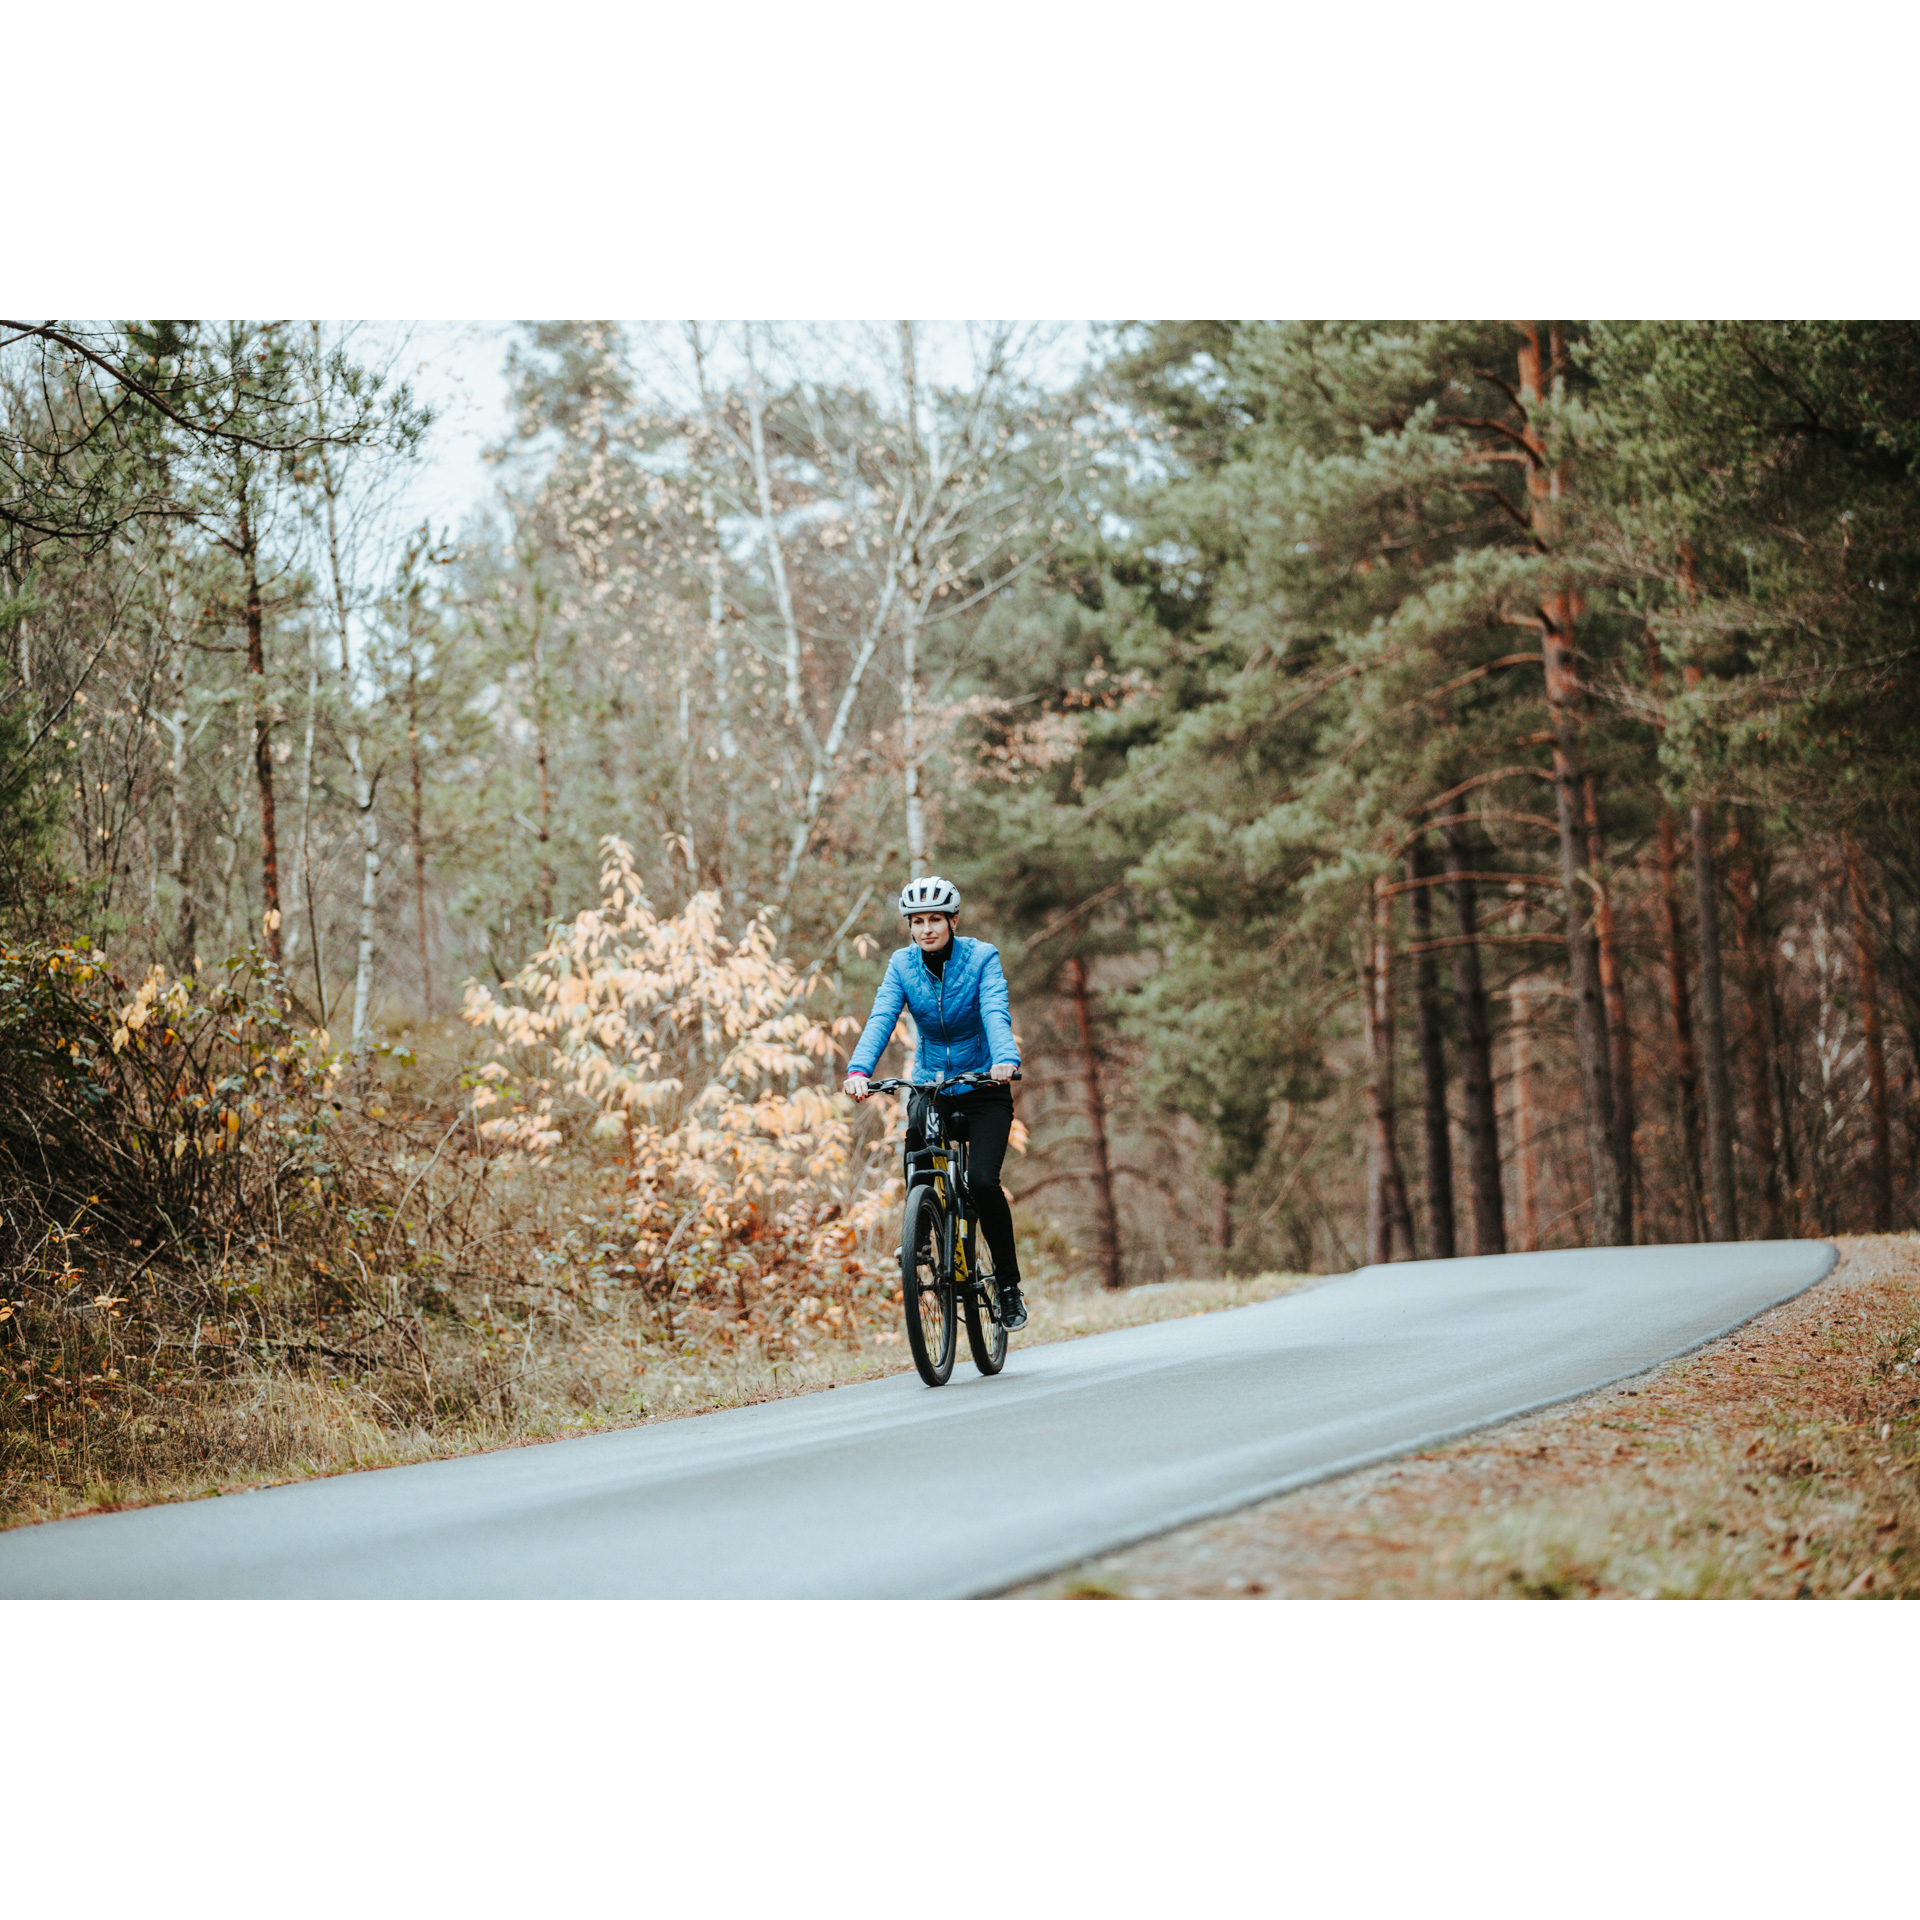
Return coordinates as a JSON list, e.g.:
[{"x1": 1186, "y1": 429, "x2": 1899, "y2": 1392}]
[{"x1": 462, "y1": 837, "x2": 901, "y2": 1347}]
